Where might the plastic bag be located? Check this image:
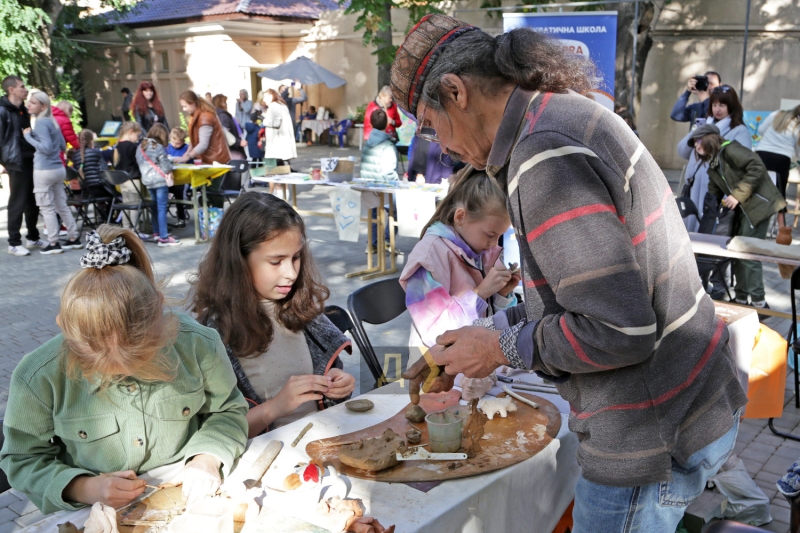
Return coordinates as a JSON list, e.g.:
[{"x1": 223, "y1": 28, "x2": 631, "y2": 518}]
[
  {"x1": 708, "y1": 457, "x2": 772, "y2": 526},
  {"x1": 199, "y1": 207, "x2": 224, "y2": 239}
]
